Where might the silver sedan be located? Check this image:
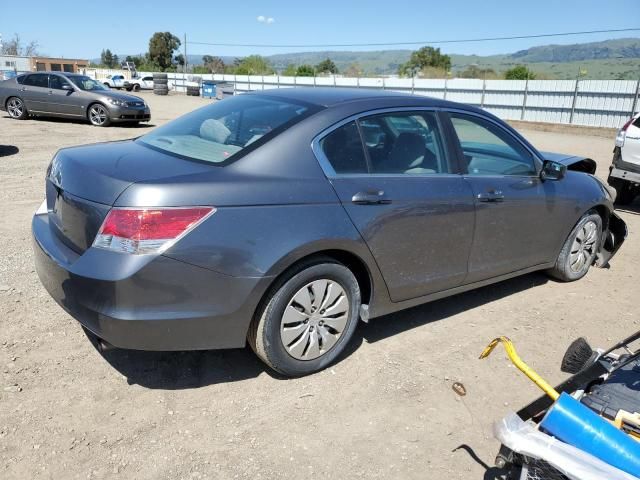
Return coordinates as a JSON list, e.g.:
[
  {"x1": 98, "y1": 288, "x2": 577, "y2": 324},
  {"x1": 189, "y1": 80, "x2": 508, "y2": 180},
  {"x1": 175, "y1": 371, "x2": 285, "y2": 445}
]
[{"x1": 0, "y1": 72, "x2": 151, "y2": 126}]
